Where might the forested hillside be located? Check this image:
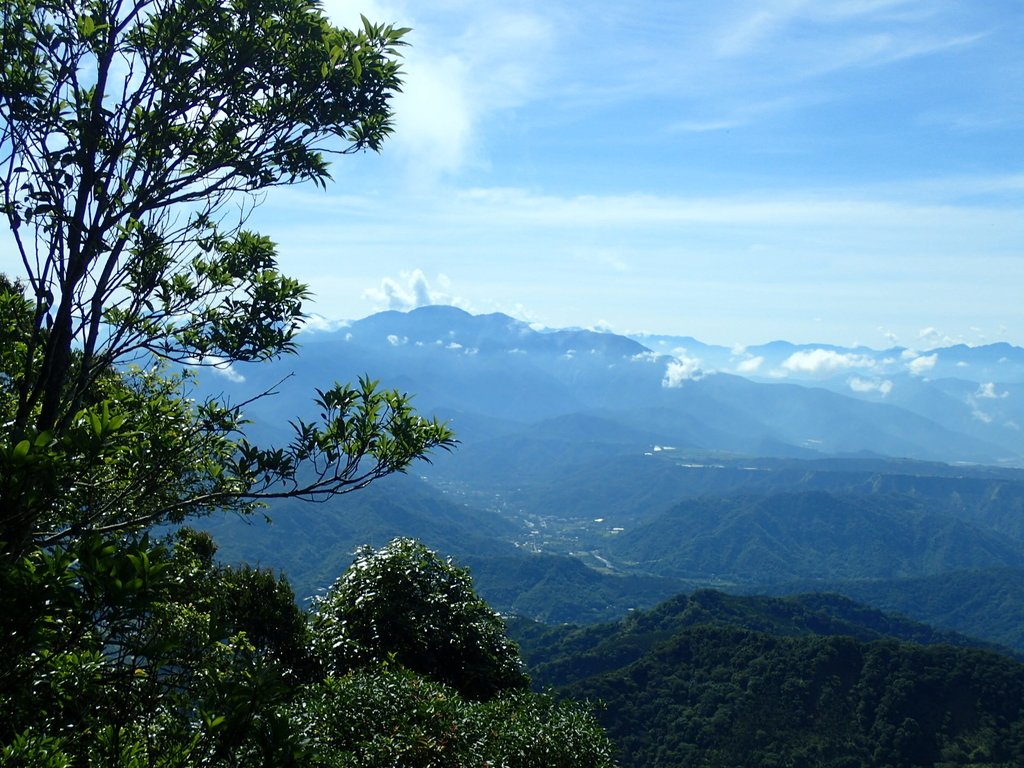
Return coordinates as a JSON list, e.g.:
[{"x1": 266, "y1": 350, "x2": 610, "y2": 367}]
[
  {"x1": 206, "y1": 455, "x2": 1024, "y2": 654},
  {"x1": 5, "y1": 0, "x2": 1023, "y2": 764},
  {"x1": 511, "y1": 591, "x2": 1024, "y2": 768},
  {"x1": 0, "y1": 3, "x2": 612, "y2": 764}
]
